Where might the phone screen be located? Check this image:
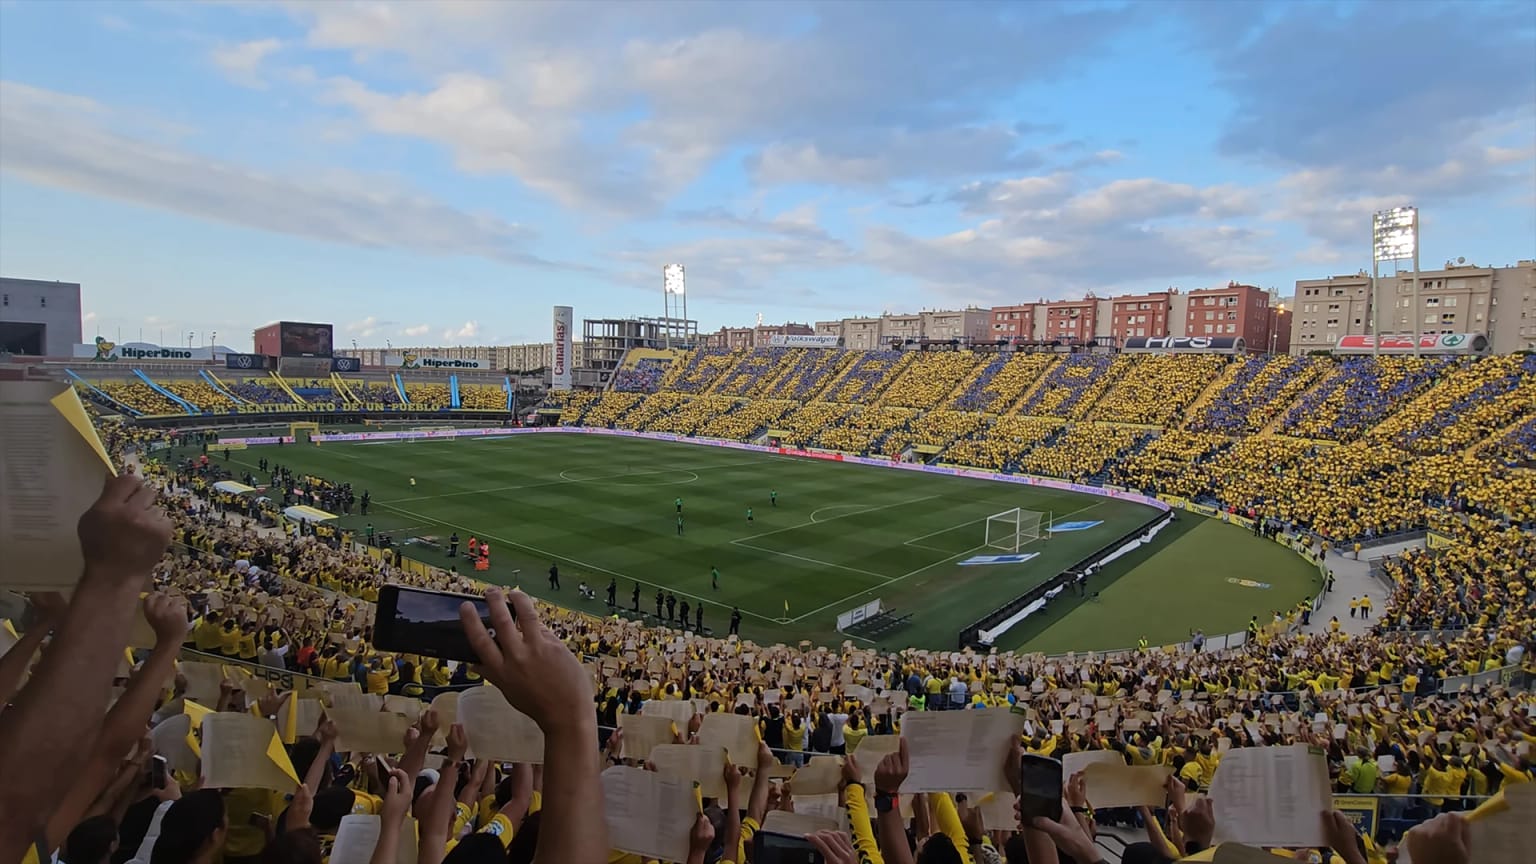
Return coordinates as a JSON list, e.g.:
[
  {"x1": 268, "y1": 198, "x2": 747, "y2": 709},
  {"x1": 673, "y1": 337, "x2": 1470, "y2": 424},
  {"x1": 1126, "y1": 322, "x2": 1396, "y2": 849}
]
[
  {"x1": 1019, "y1": 754, "x2": 1064, "y2": 822},
  {"x1": 753, "y1": 832, "x2": 823, "y2": 864},
  {"x1": 373, "y1": 585, "x2": 510, "y2": 662},
  {"x1": 150, "y1": 755, "x2": 168, "y2": 790}
]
